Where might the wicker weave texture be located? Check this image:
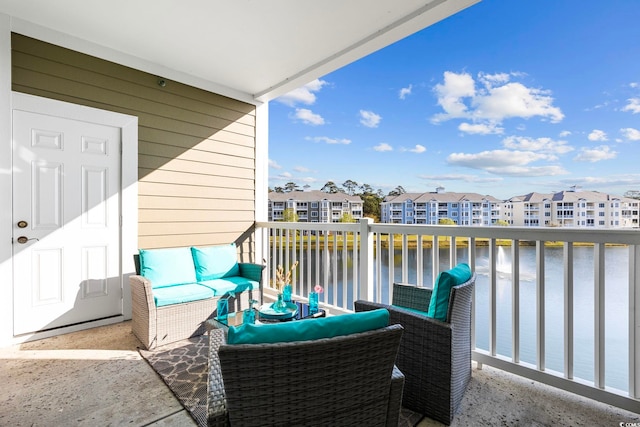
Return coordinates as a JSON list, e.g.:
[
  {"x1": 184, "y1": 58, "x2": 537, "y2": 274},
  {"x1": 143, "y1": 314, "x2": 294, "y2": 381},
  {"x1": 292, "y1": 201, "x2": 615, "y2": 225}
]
[
  {"x1": 130, "y1": 275, "x2": 259, "y2": 350},
  {"x1": 208, "y1": 324, "x2": 405, "y2": 427},
  {"x1": 355, "y1": 274, "x2": 476, "y2": 425}
]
